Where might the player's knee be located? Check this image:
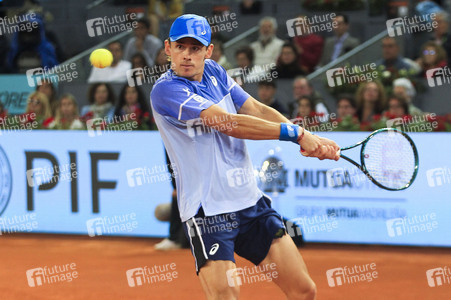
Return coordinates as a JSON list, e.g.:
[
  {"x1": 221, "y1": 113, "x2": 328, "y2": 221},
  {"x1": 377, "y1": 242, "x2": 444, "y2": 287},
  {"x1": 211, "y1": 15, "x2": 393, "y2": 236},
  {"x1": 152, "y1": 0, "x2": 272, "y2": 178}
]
[{"x1": 287, "y1": 280, "x2": 316, "y2": 300}]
